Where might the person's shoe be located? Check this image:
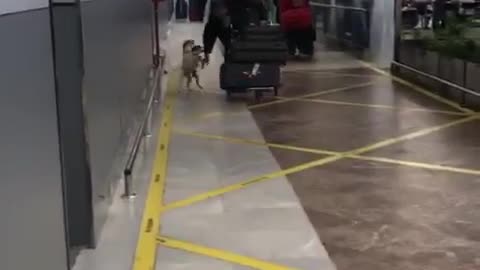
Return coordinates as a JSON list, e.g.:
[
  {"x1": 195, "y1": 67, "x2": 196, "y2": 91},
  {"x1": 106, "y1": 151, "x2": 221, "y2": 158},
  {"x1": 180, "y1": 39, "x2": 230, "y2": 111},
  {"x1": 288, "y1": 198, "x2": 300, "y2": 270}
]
[
  {"x1": 287, "y1": 53, "x2": 298, "y2": 61},
  {"x1": 298, "y1": 53, "x2": 314, "y2": 61}
]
